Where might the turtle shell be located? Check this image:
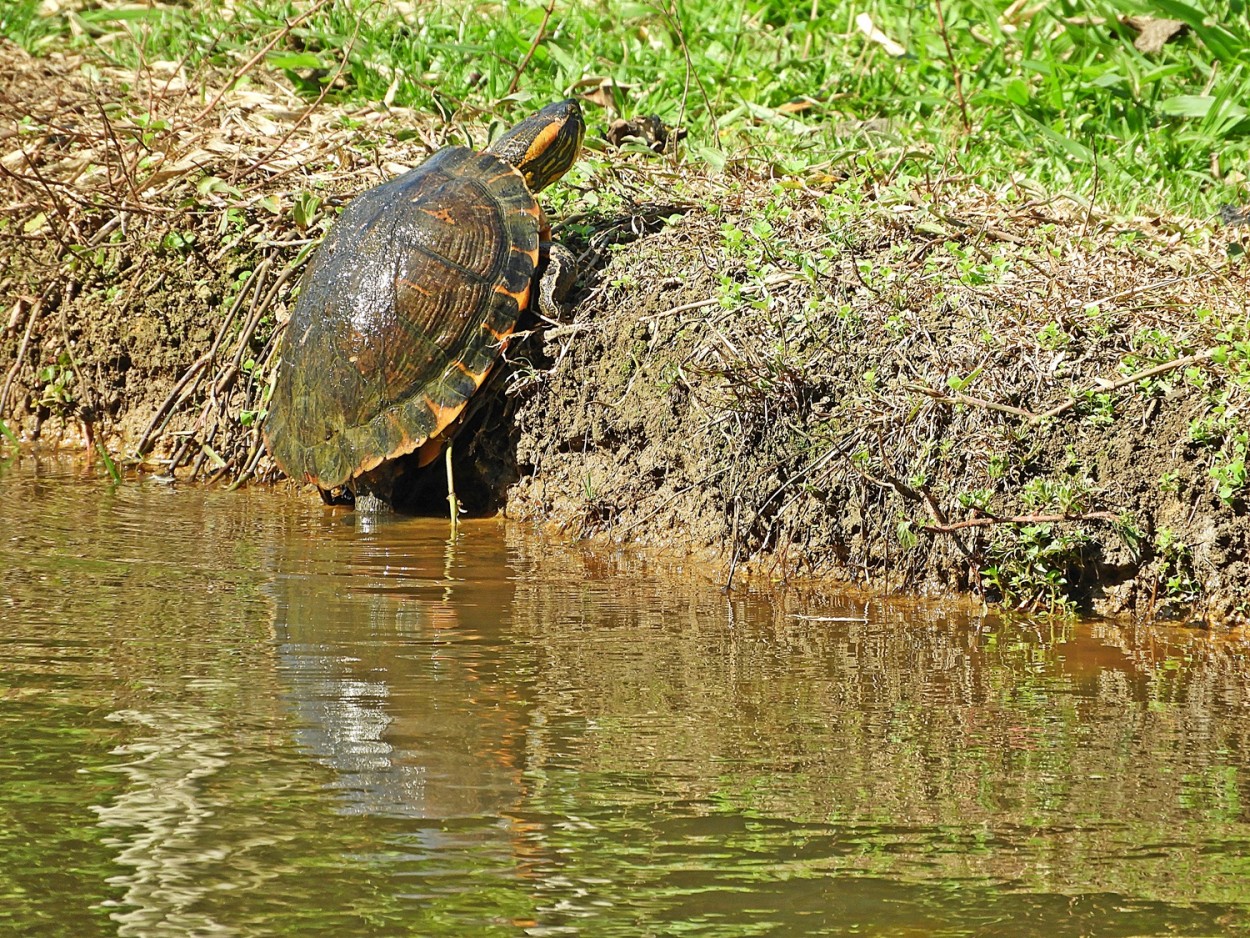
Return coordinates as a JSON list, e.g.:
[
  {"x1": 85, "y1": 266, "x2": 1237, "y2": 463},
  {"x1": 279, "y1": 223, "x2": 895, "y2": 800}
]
[{"x1": 264, "y1": 146, "x2": 541, "y2": 490}]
